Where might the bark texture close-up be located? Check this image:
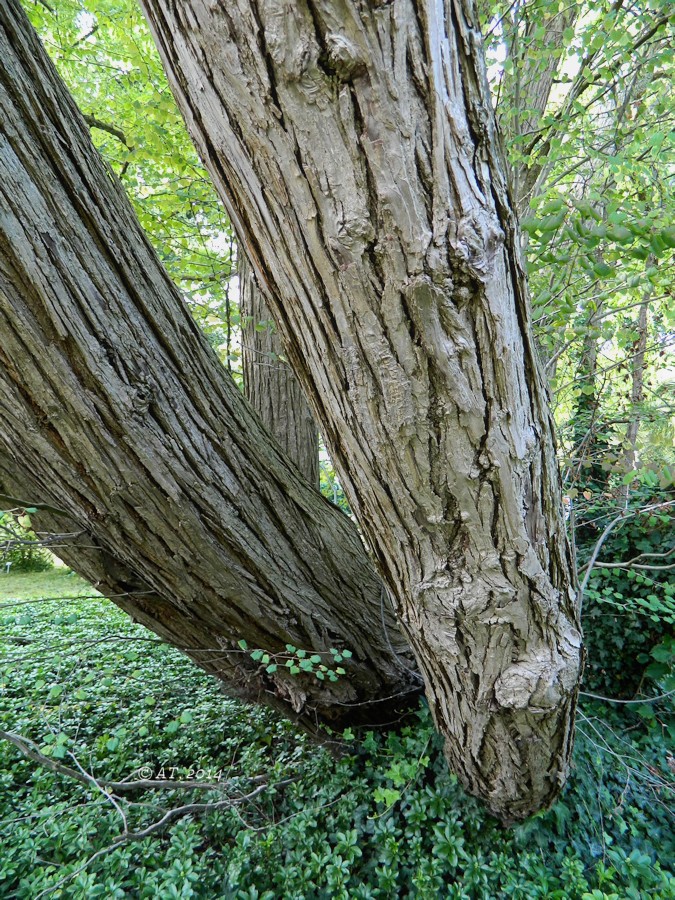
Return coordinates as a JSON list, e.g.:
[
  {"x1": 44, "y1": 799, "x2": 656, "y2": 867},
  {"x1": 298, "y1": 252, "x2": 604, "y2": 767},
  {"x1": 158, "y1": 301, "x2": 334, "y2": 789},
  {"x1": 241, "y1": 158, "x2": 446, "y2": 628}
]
[
  {"x1": 0, "y1": 2, "x2": 418, "y2": 730},
  {"x1": 142, "y1": 0, "x2": 583, "y2": 820}
]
